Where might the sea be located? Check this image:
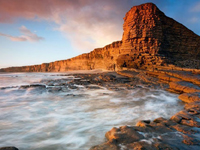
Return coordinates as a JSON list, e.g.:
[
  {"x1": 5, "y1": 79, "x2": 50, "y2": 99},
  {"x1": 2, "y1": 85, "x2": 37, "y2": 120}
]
[{"x1": 0, "y1": 72, "x2": 183, "y2": 150}]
